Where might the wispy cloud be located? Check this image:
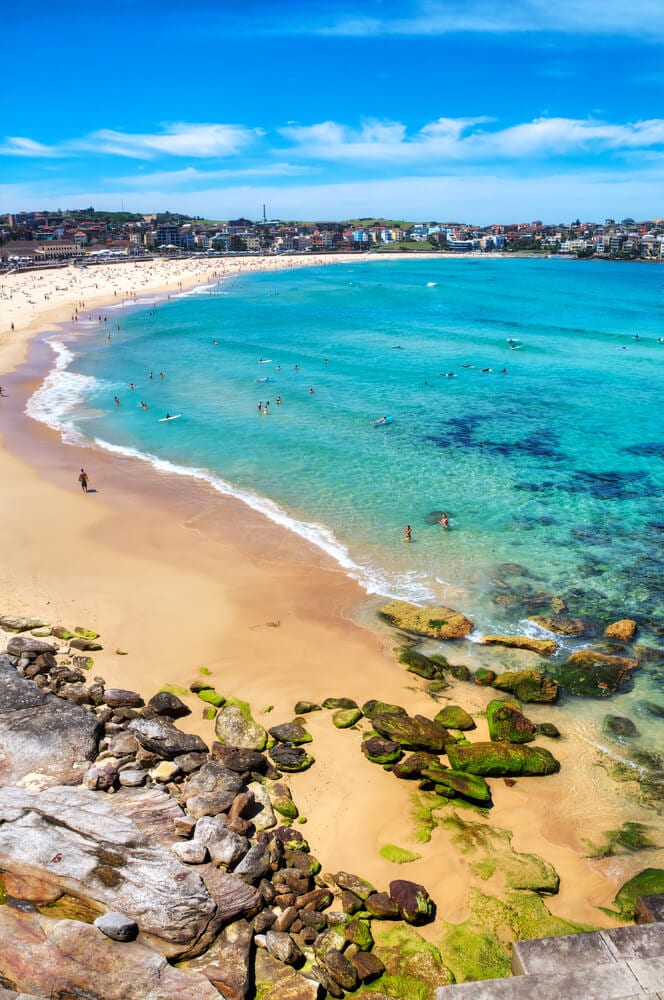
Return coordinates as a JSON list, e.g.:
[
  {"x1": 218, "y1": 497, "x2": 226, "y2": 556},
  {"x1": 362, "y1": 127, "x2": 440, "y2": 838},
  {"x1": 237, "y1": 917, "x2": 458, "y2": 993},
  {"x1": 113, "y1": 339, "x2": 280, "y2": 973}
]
[
  {"x1": 105, "y1": 163, "x2": 317, "y2": 189},
  {"x1": 280, "y1": 116, "x2": 664, "y2": 164},
  {"x1": 0, "y1": 136, "x2": 62, "y2": 158},
  {"x1": 316, "y1": 0, "x2": 664, "y2": 40}
]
